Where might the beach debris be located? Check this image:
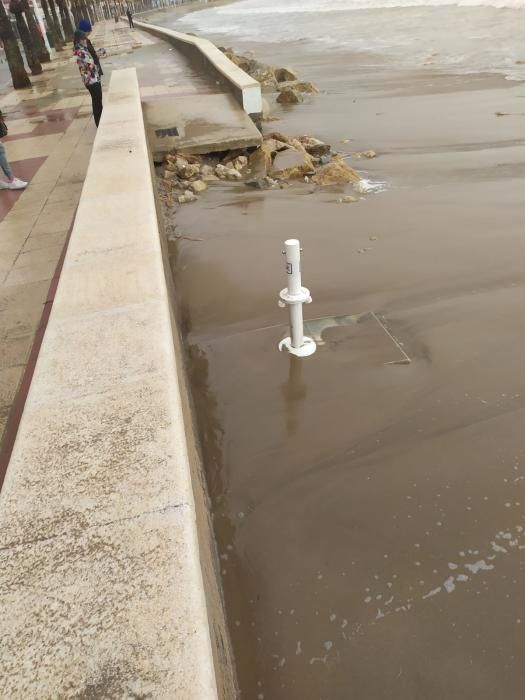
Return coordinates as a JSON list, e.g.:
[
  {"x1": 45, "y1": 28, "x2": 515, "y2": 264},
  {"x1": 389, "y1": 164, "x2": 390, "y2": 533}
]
[
  {"x1": 251, "y1": 64, "x2": 278, "y2": 90},
  {"x1": 218, "y1": 45, "x2": 317, "y2": 98},
  {"x1": 354, "y1": 179, "x2": 386, "y2": 194},
  {"x1": 274, "y1": 67, "x2": 299, "y2": 82},
  {"x1": 270, "y1": 141, "x2": 315, "y2": 179},
  {"x1": 246, "y1": 176, "x2": 279, "y2": 189},
  {"x1": 158, "y1": 127, "x2": 380, "y2": 207},
  {"x1": 277, "y1": 86, "x2": 303, "y2": 104},
  {"x1": 172, "y1": 234, "x2": 204, "y2": 242},
  {"x1": 495, "y1": 111, "x2": 525, "y2": 117},
  {"x1": 297, "y1": 135, "x2": 331, "y2": 157},
  {"x1": 234, "y1": 155, "x2": 248, "y2": 171},
  {"x1": 350, "y1": 149, "x2": 377, "y2": 159},
  {"x1": 278, "y1": 80, "x2": 319, "y2": 95},
  {"x1": 312, "y1": 157, "x2": 360, "y2": 186},
  {"x1": 200, "y1": 164, "x2": 217, "y2": 180},
  {"x1": 215, "y1": 163, "x2": 242, "y2": 180},
  {"x1": 190, "y1": 180, "x2": 207, "y2": 193},
  {"x1": 178, "y1": 190, "x2": 198, "y2": 204},
  {"x1": 248, "y1": 142, "x2": 274, "y2": 177}
]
